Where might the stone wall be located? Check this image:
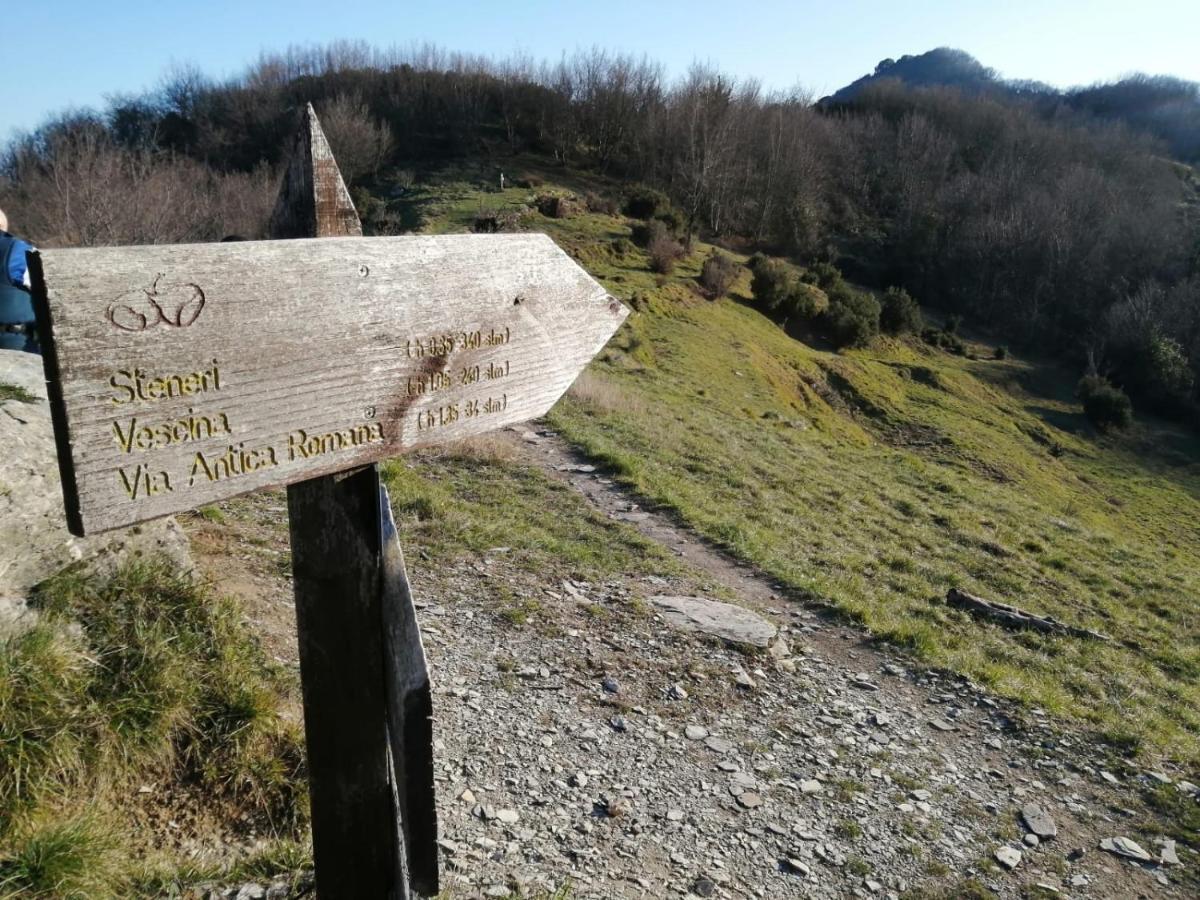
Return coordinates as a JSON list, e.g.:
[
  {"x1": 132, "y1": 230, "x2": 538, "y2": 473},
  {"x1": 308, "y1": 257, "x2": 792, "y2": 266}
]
[{"x1": 0, "y1": 349, "x2": 191, "y2": 629}]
